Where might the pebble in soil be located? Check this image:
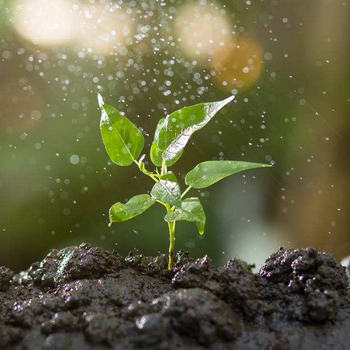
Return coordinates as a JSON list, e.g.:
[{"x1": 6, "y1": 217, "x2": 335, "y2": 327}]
[{"x1": 0, "y1": 244, "x2": 349, "y2": 350}]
